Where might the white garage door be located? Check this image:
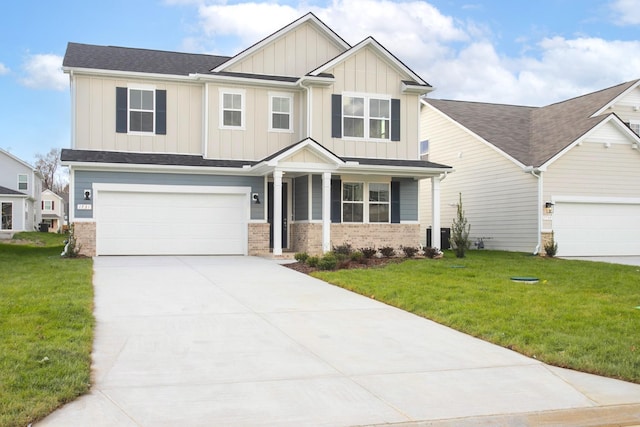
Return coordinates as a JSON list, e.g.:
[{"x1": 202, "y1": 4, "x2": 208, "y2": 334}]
[
  {"x1": 96, "y1": 187, "x2": 248, "y2": 256},
  {"x1": 553, "y1": 201, "x2": 640, "y2": 256}
]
